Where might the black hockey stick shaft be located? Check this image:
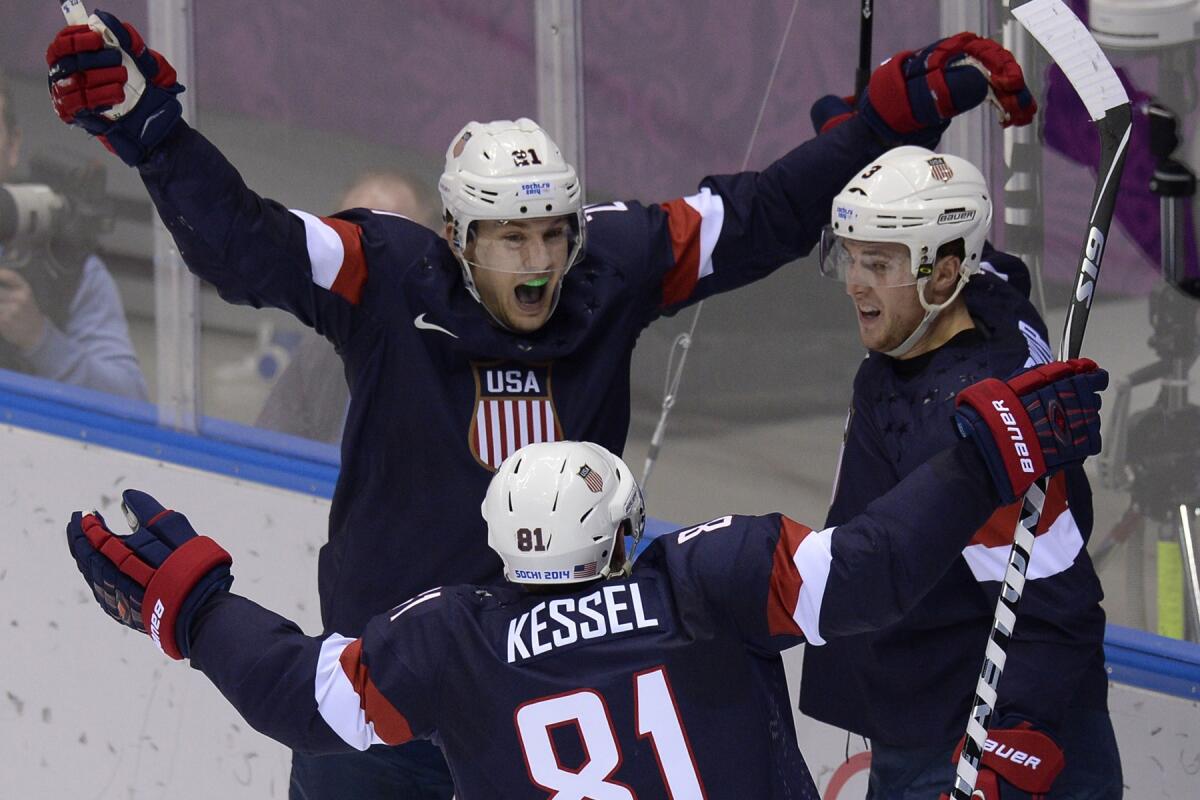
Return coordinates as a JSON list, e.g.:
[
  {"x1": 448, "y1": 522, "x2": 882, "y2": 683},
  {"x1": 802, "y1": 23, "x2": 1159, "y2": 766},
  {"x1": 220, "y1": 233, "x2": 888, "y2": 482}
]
[
  {"x1": 1058, "y1": 104, "x2": 1133, "y2": 360},
  {"x1": 949, "y1": 55, "x2": 1133, "y2": 800},
  {"x1": 854, "y1": 0, "x2": 874, "y2": 100}
]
